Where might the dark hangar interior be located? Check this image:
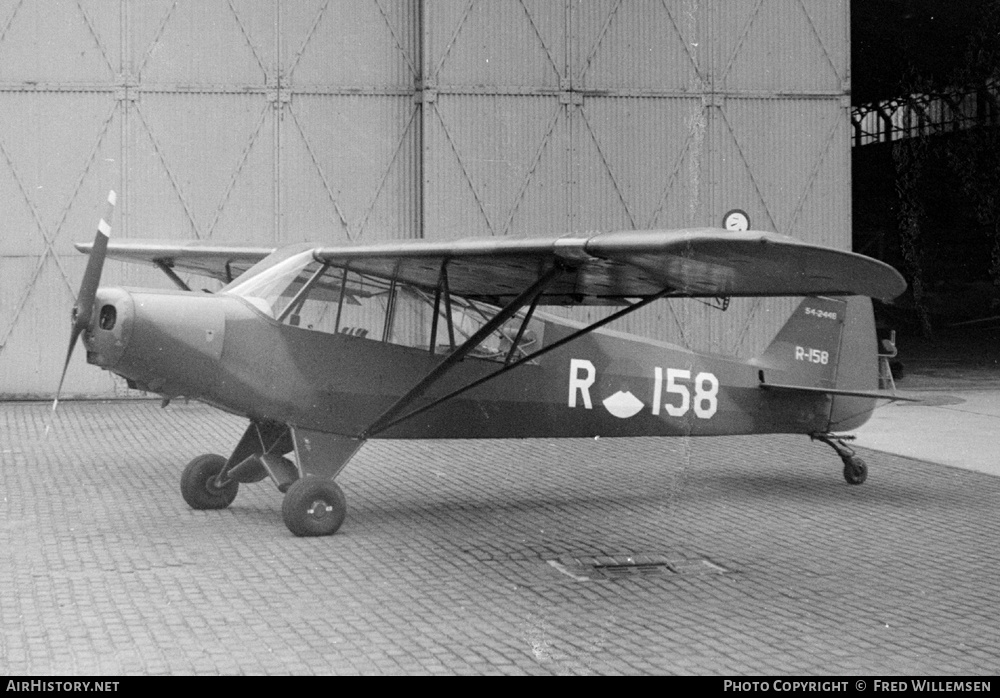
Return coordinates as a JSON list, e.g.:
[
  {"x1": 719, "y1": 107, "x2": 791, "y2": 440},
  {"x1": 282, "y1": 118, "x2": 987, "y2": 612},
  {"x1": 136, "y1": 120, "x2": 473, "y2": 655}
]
[{"x1": 851, "y1": 0, "x2": 1000, "y2": 339}]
